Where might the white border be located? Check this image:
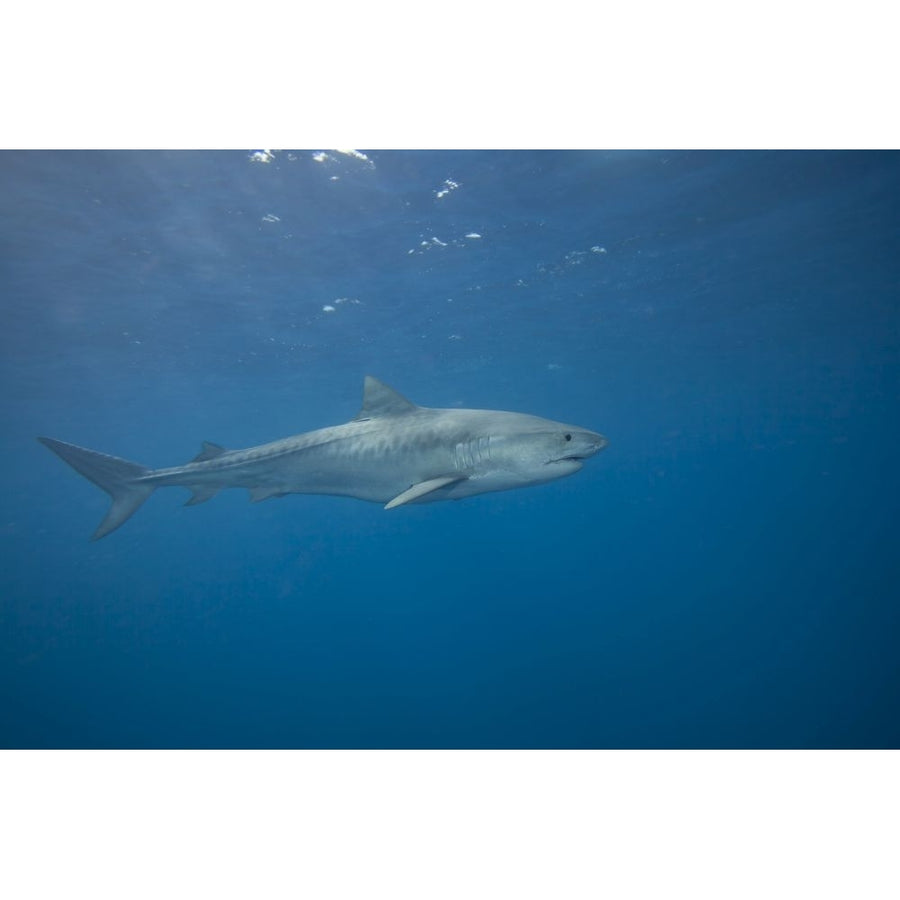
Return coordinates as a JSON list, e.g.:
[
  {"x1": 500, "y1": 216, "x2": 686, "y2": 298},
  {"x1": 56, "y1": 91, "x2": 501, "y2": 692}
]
[
  {"x1": 2, "y1": 2, "x2": 898, "y2": 148},
  {"x1": 1, "y1": 751, "x2": 897, "y2": 899}
]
